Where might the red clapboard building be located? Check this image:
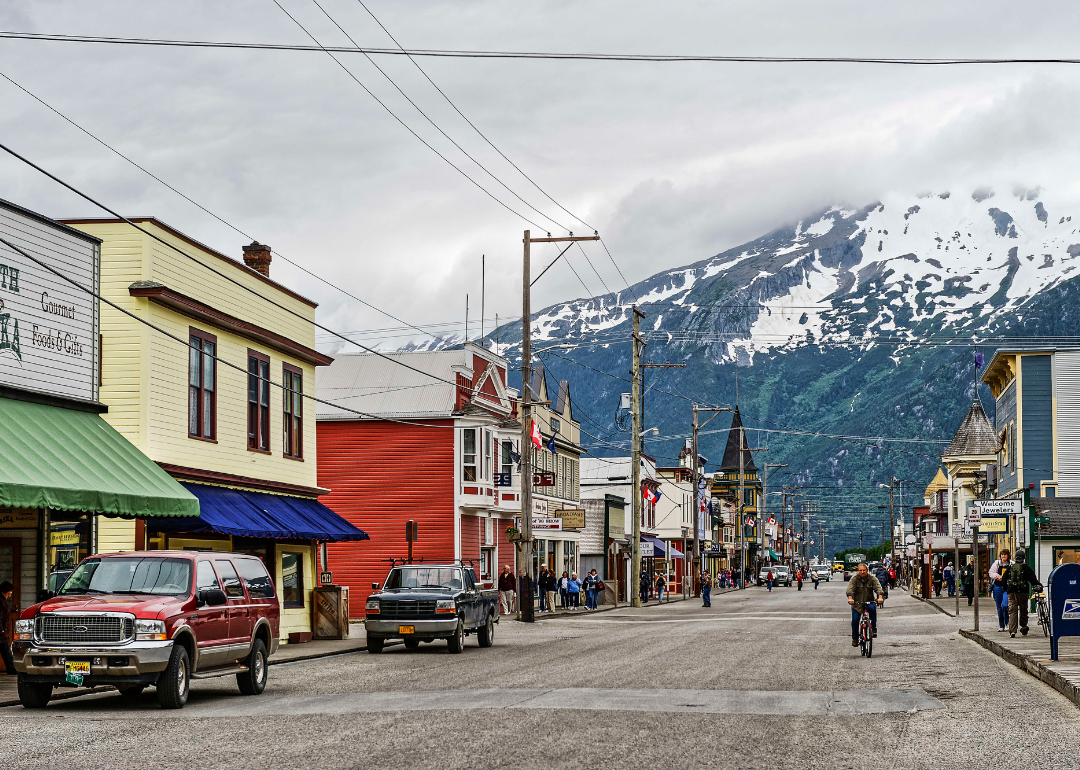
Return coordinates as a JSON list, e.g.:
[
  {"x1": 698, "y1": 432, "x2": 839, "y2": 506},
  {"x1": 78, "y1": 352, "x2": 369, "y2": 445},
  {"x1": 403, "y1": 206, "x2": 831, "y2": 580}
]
[{"x1": 316, "y1": 343, "x2": 525, "y2": 618}]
